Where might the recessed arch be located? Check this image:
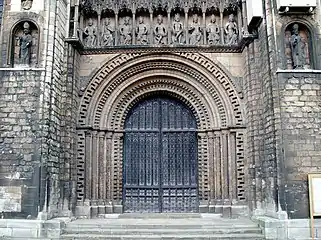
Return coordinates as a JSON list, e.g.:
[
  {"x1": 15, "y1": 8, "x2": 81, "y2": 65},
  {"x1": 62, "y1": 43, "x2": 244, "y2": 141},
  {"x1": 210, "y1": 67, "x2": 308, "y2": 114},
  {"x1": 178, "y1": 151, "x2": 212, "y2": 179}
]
[
  {"x1": 78, "y1": 52, "x2": 244, "y2": 129},
  {"x1": 75, "y1": 52, "x2": 247, "y2": 212},
  {"x1": 101, "y1": 74, "x2": 218, "y2": 130},
  {"x1": 8, "y1": 19, "x2": 40, "y2": 67},
  {"x1": 279, "y1": 17, "x2": 319, "y2": 70}
]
